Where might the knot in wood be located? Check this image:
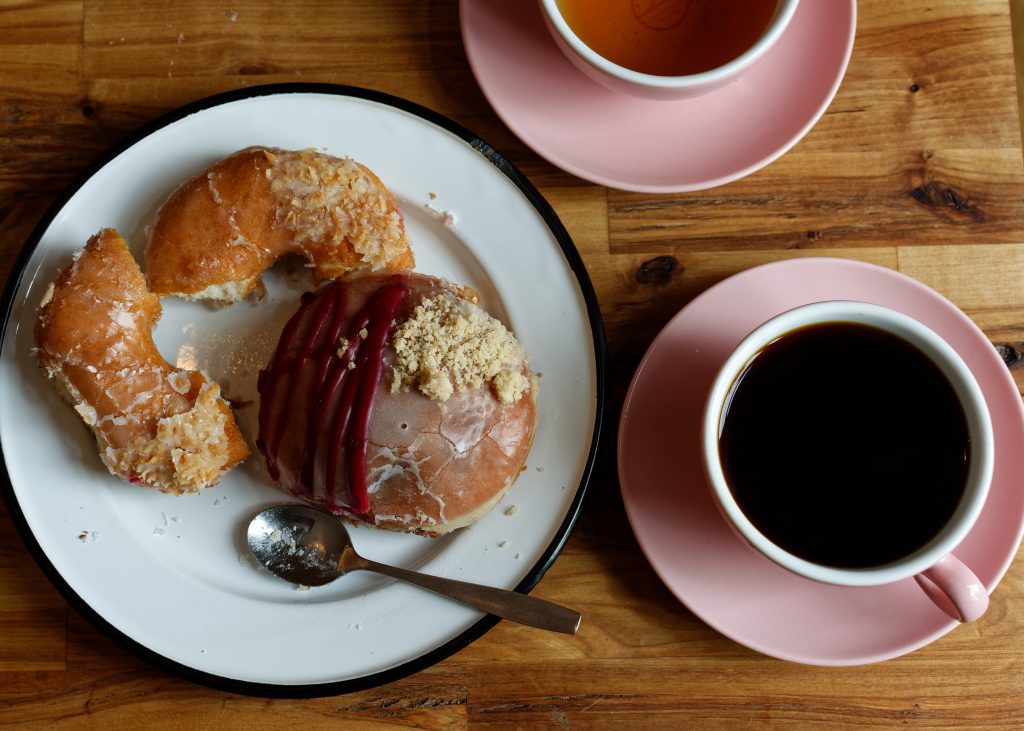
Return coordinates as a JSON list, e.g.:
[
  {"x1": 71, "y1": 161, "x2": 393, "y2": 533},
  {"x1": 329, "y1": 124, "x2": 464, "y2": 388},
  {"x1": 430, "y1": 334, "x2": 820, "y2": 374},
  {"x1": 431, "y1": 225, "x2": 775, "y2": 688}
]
[
  {"x1": 908, "y1": 181, "x2": 983, "y2": 221},
  {"x1": 80, "y1": 98, "x2": 99, "y2": 120},
  {"x1": 995, "y1": 342, "x2": 1024, "y2": 370},
  {"x1": 636, "y1": 255, "x2": 677, "y2": 285}
]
